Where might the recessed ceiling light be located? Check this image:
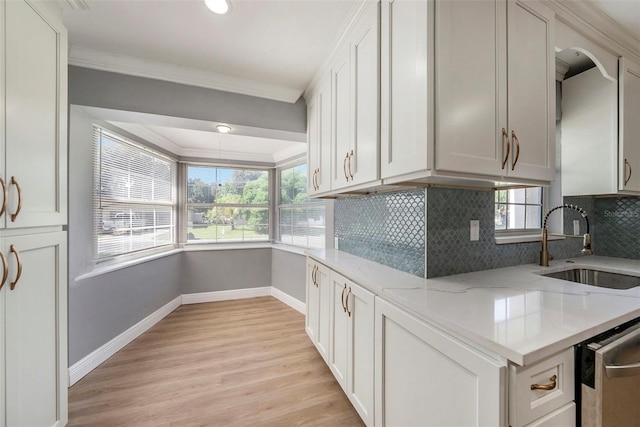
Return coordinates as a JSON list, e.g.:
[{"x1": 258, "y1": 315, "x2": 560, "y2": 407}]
[
  {"x1": 205, "y1": 0, "x2": 230, "y2": 14},
  {"x1": 216, "y1": 125, "x2": 231, "y2": 134}
]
